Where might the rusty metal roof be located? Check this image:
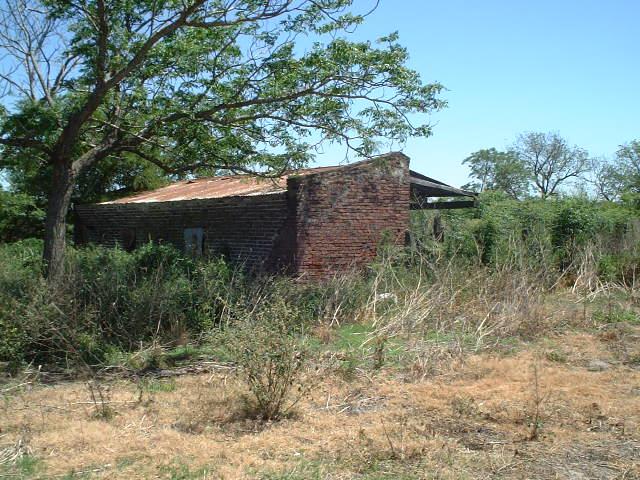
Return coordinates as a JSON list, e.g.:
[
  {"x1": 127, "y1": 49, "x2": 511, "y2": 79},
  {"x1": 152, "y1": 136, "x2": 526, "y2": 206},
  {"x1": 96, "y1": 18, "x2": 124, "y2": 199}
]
[
  {"x1": 98, "y1": 154, "x2": 476, "y2": 205},
  {"x1": 101, "y1": 166, "x2": 339, "y2": 204}
]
